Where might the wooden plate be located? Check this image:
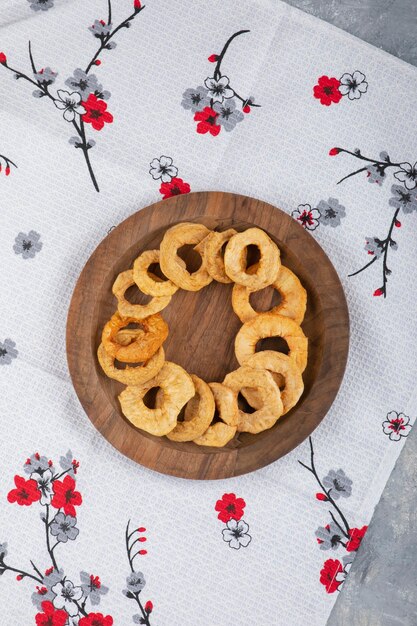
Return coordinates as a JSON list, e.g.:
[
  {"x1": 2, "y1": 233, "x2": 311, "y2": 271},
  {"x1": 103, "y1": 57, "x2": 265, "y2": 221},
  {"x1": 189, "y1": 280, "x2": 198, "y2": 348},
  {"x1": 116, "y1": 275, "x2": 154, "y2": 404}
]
[{"x1": 66, "y1": 192, "x2": 349, "y2": 479}]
